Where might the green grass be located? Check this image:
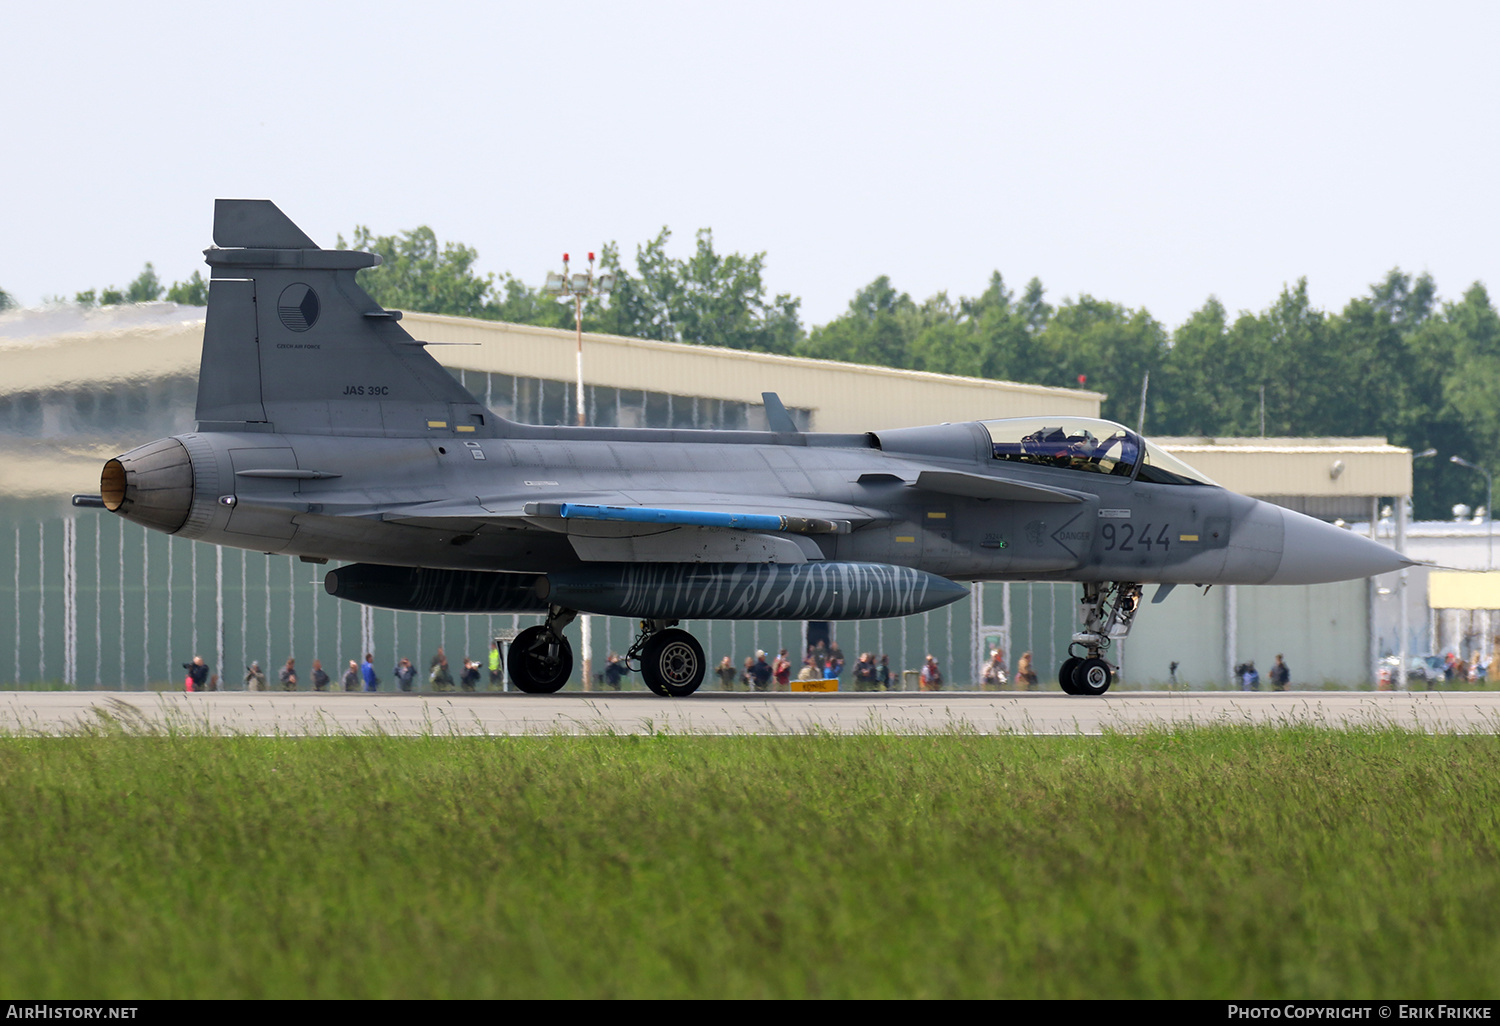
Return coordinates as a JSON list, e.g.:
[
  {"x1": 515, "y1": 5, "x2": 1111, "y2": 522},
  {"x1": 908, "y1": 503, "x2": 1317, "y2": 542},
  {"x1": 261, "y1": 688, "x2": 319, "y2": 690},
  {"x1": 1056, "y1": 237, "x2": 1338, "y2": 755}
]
[{"x1": 0, "y1": 726, "x2": 1497, "y2": 998}]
